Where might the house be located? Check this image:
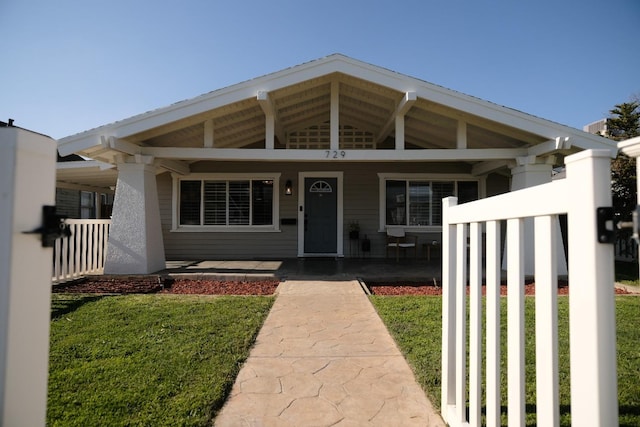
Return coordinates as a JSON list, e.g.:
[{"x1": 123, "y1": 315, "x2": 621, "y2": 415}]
[
  {"x1": 55, "y1": 153, "x2": 116, "y2": 219},
  {"x1": 57, "y1": 54, "x2": 617, "y2": 274}
]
